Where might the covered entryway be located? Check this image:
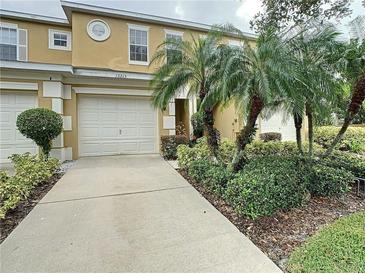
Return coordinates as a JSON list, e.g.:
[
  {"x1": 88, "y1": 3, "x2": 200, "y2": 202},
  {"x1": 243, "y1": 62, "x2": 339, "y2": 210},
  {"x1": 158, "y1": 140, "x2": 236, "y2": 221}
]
[
  {"x1": 78, "y1": 95, "x2": 157, "y2": 157},
  {"x1": 0, "y1": 91, "x2": 38, "y2": 164}
]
